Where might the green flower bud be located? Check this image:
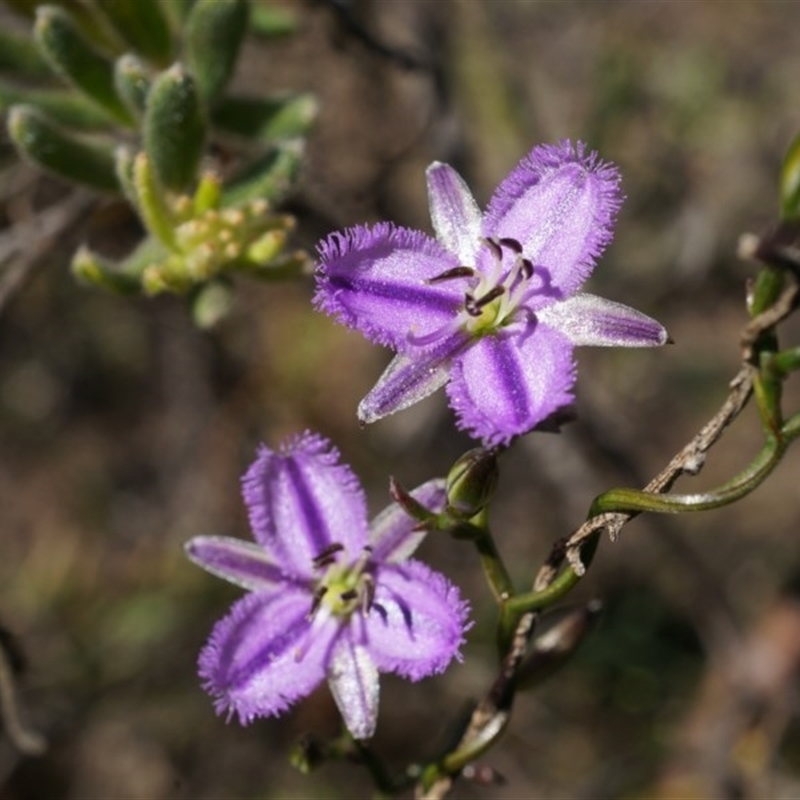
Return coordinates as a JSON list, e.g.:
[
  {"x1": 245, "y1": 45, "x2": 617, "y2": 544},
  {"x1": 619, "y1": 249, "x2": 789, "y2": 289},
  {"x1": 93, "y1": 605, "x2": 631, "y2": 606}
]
[
  {"x1": 445, "y1": 448, "x2": 499, "y2": 519},
  {"x1": 143, "y1": 63, "x2": 206, "y2": 192},
  {"x1": 7, "y1": 104, "x2": 118, "y2": 191}
]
